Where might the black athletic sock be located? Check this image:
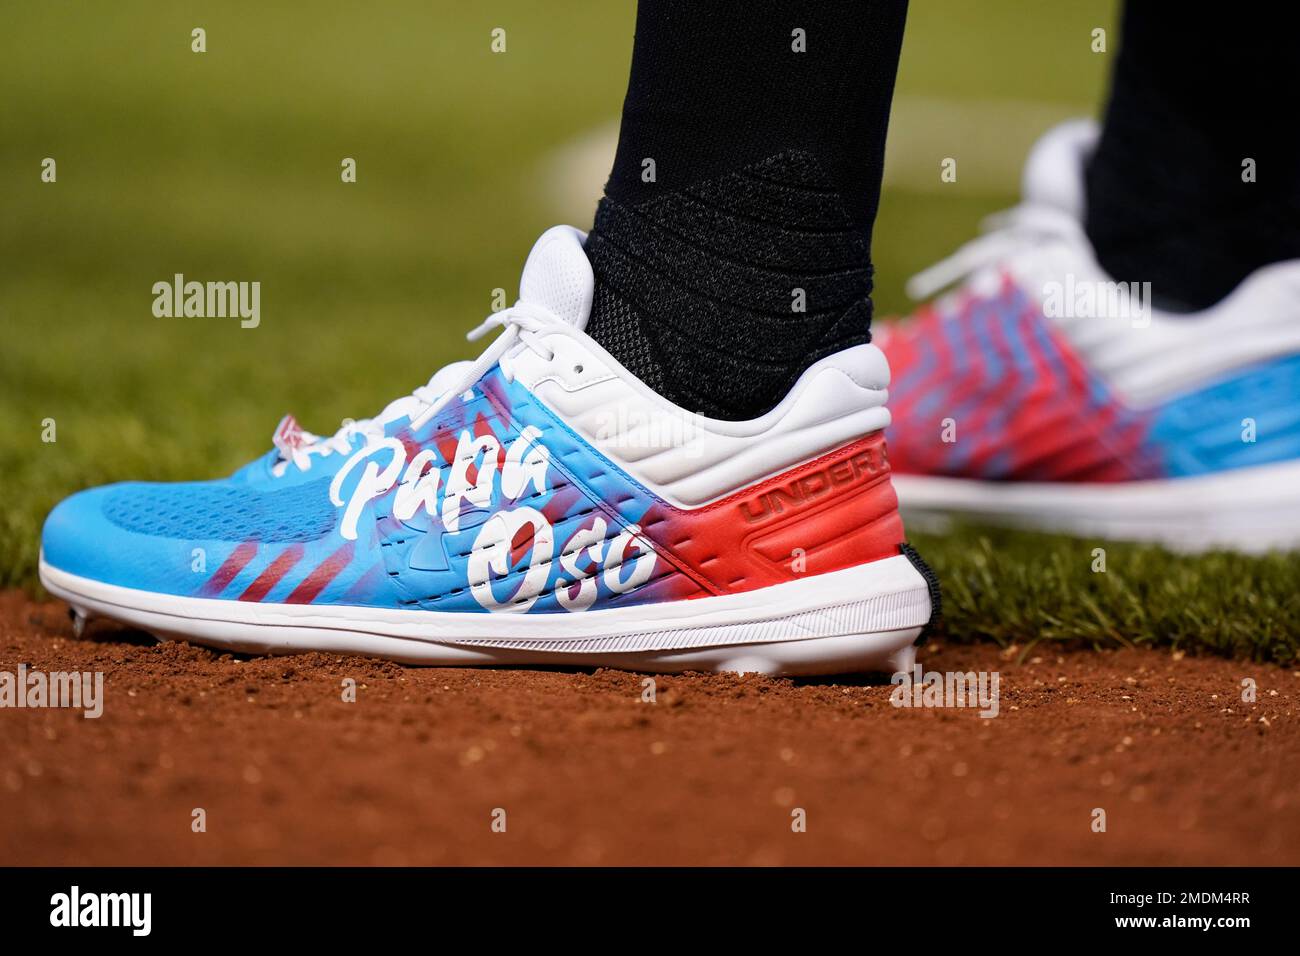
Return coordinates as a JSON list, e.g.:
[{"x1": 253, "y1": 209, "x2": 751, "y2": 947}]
[
  {"x1": 1085, "y1": 4, "x2": 1300, "y2": 311},
  {"x1": 585, "y1": 0, "x2": 908, "y2": 420}
]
